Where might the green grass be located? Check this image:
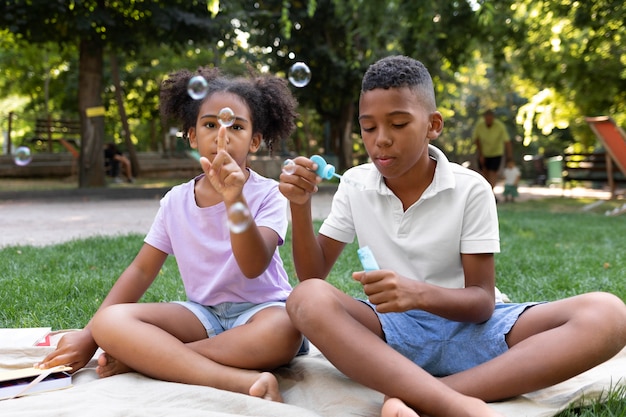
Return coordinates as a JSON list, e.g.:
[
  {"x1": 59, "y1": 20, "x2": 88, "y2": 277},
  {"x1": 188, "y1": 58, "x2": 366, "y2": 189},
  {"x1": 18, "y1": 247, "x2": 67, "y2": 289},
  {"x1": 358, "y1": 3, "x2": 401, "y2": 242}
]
[{"x1": 1, "y1": 196, "x2": 625, "y2": 415}]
